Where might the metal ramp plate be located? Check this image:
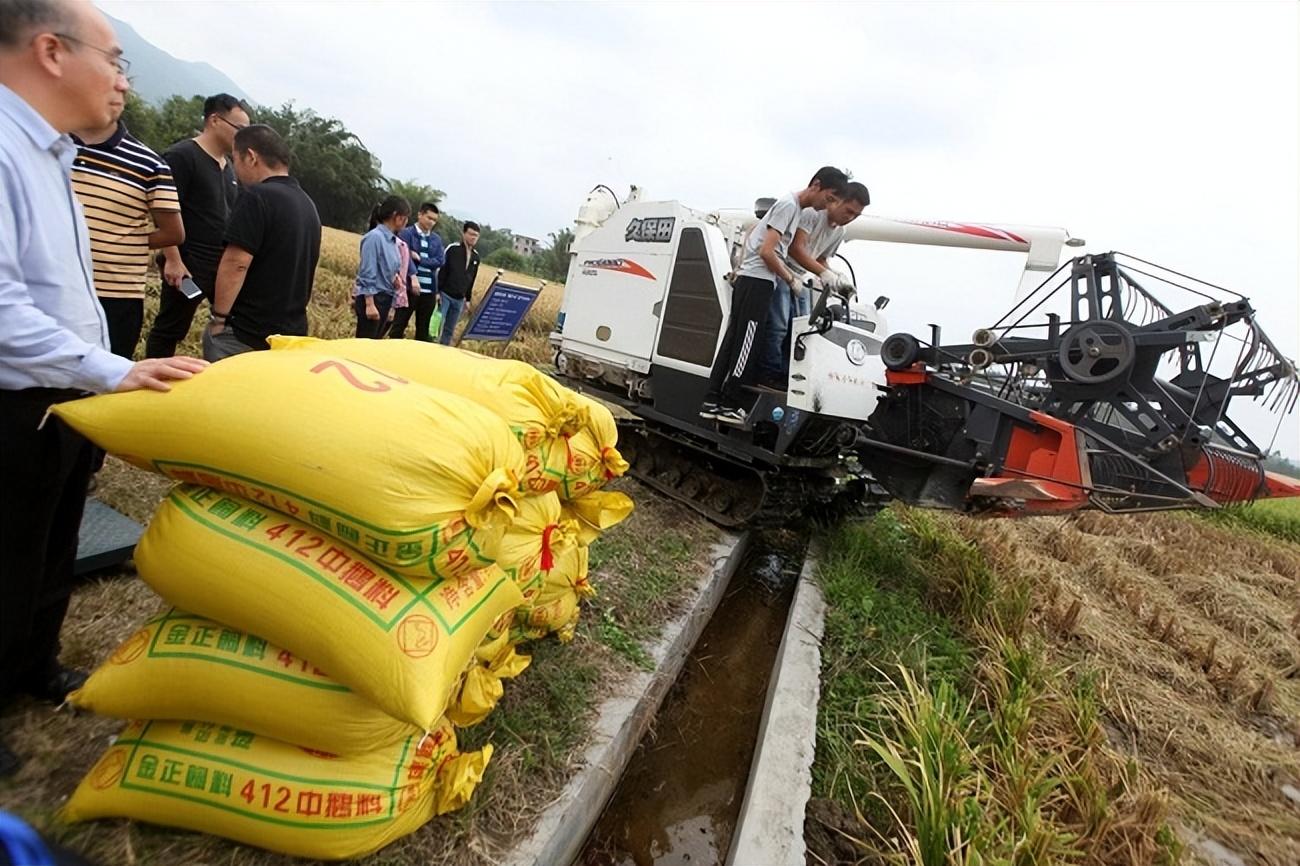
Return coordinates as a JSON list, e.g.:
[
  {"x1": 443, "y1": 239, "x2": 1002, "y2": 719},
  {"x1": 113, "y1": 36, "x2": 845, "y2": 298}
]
[{"x1": 75, "y1": 499, "x2": 143, "y2": 575}]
